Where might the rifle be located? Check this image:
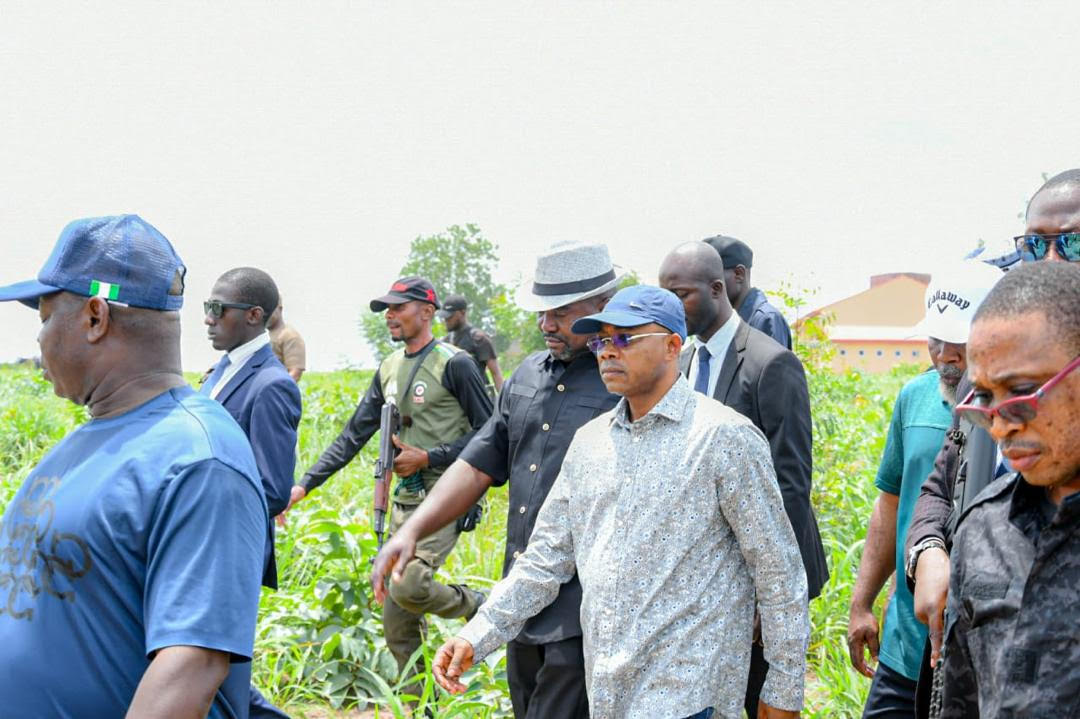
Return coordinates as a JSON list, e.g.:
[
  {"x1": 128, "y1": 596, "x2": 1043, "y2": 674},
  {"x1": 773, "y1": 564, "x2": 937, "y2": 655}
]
[{"x1": 373, "y1": 401, "x2": 401, "y2": 550}]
